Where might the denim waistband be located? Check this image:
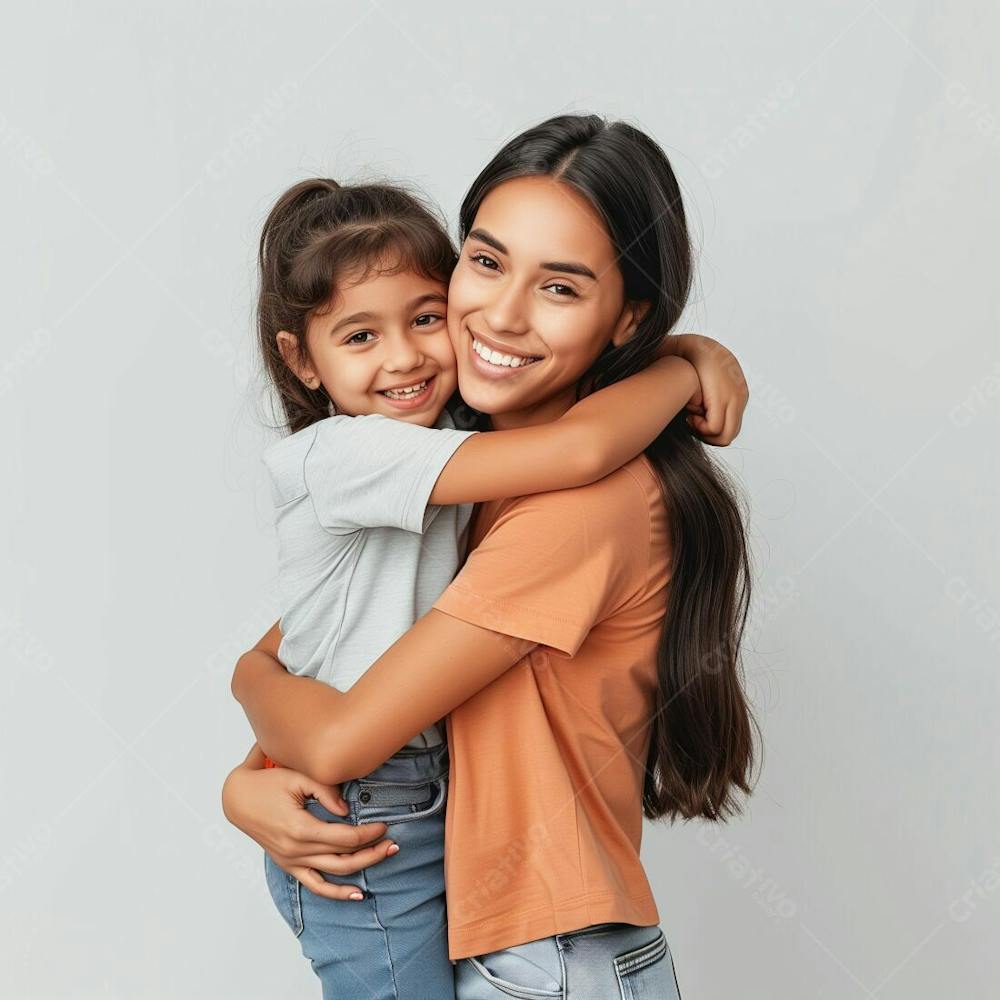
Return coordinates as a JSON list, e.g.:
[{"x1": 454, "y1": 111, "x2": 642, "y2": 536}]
[{"x1": 339, "y1": 741, "x2": 450, "y2": 806}]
